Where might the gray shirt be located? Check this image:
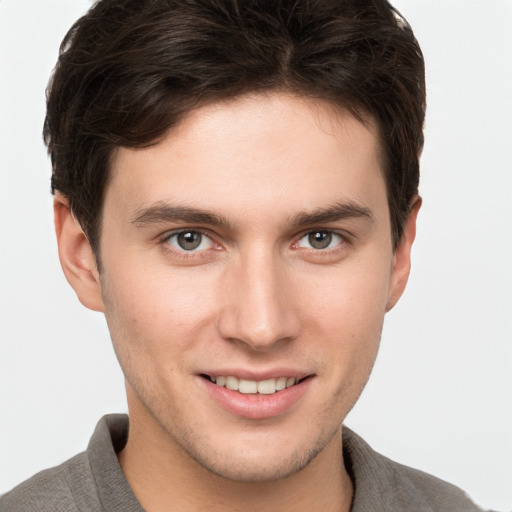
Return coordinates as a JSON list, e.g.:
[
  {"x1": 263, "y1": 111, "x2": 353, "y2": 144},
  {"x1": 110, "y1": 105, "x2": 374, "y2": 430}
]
[{"x1": 0, "y1": 414, "x2": 484, "y2": 511}]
